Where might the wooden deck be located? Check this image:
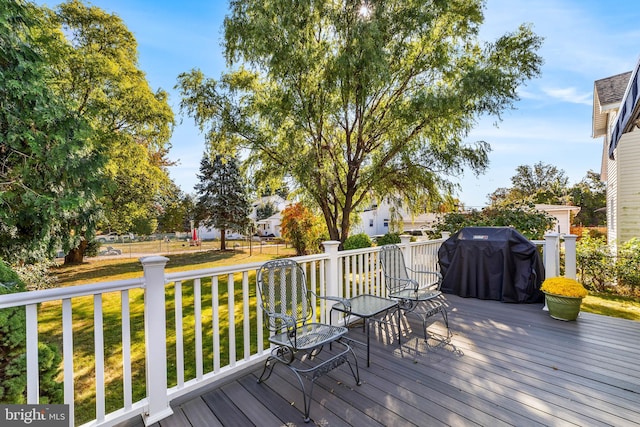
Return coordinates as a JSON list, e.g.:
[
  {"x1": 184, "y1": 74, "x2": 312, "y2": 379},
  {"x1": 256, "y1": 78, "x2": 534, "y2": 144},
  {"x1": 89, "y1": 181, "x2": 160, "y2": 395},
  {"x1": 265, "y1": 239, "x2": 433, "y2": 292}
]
[{"x1": 124, "y1": 295, "x2": 640, "y2": 426}]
